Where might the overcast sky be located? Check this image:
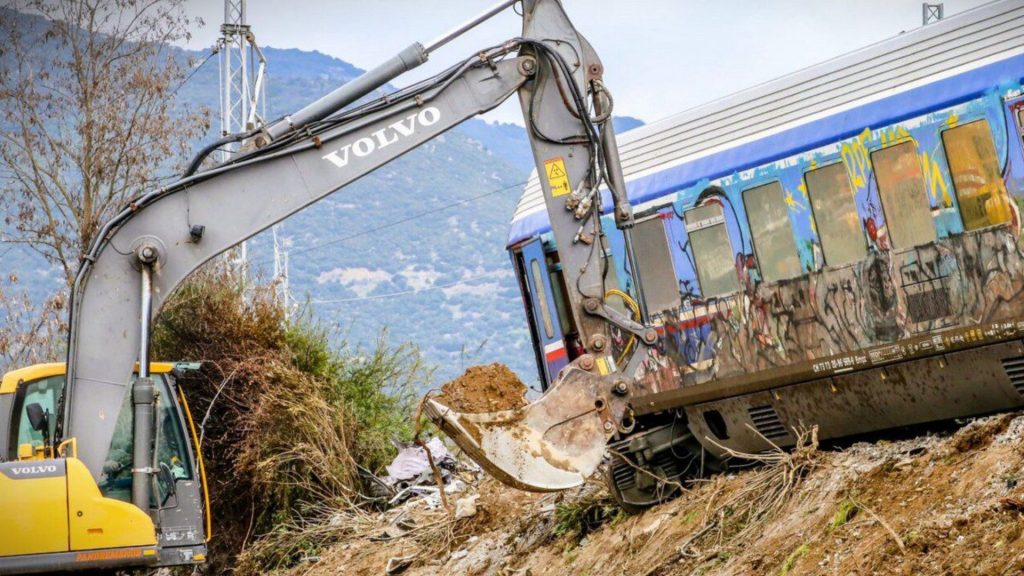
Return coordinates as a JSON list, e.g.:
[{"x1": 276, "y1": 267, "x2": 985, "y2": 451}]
[{"x1": 179, "y1": 0, "x2": 993, "y2": 125}]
